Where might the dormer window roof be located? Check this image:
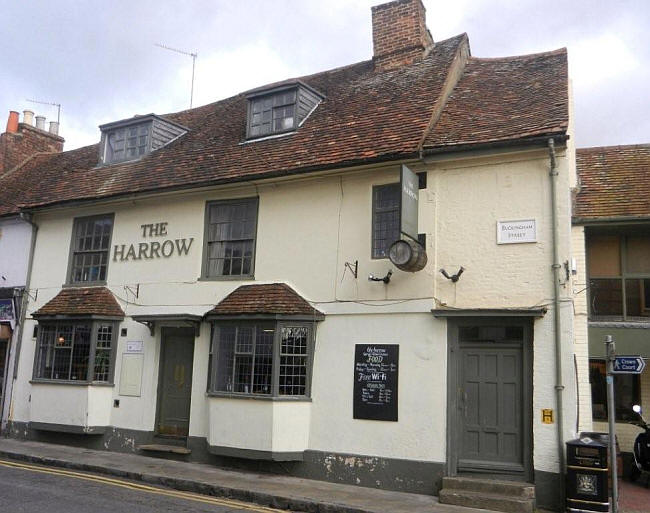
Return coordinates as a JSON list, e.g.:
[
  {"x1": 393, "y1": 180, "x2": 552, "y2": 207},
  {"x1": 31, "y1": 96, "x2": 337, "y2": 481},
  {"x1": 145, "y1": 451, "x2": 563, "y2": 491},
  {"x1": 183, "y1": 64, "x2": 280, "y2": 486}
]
[
  {"x1": 245, "y1": 81, "x2": 323, "y2": 140},
  {"x1": 98, "y1": 114, "x2": 187, "y2": 165}
]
